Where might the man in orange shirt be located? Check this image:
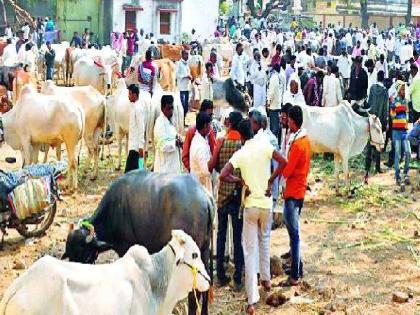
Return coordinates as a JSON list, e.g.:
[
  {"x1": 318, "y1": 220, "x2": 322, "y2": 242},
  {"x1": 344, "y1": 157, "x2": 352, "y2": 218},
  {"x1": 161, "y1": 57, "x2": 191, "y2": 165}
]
[{"x1": 268, "y1": 105, "x2": 311, "y2": 286}]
